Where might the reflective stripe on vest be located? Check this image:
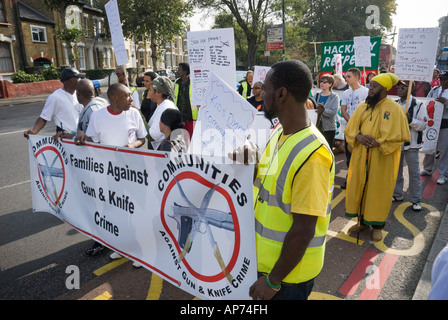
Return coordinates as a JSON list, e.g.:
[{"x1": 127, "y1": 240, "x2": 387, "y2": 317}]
[
  {"x1": 174, "y1": 81, "x2": 198, "y2": 120},
  {"x1": 253, "y1": 124, "x2": 335, "y2": 283}
]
